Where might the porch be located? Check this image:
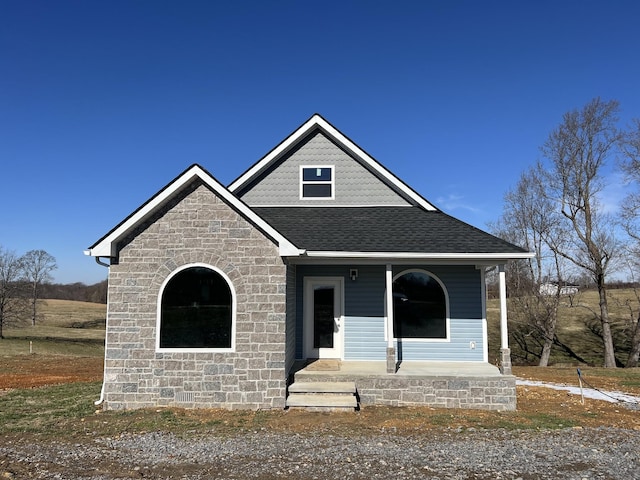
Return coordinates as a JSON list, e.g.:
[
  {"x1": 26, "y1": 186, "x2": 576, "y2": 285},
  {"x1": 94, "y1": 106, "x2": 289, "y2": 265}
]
[{"x1": 287, "y1": 360, "x2": 516, "y2": 411}]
